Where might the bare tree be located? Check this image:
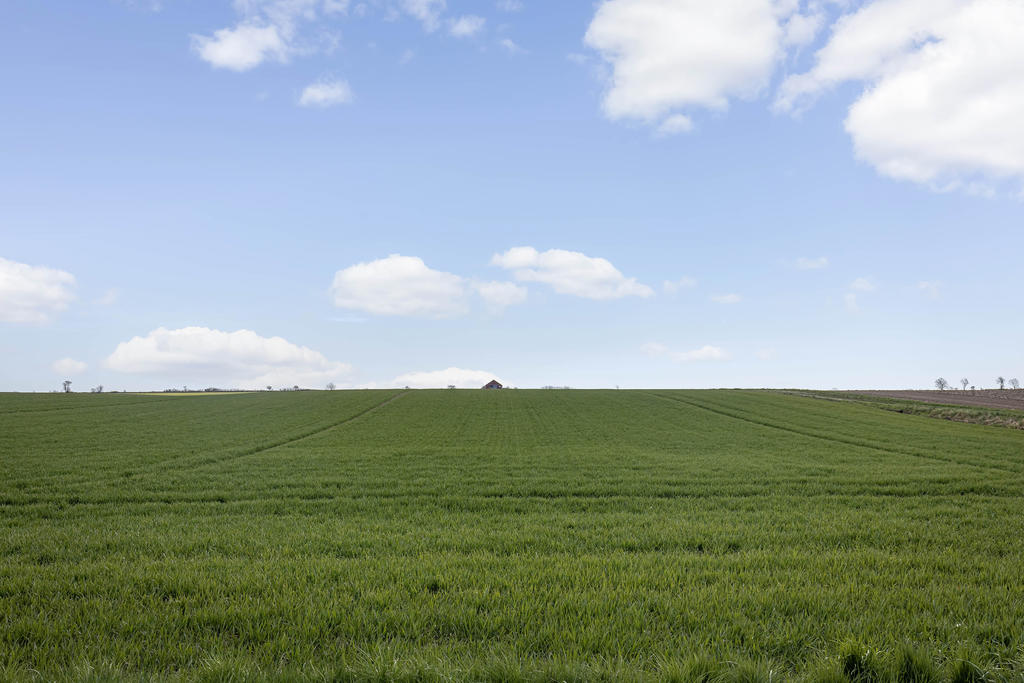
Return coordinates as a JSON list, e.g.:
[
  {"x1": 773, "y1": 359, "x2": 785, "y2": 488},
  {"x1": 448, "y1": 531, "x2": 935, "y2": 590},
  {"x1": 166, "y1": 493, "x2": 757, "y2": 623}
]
[
  {"x1": 62, "y1": 380, "x2": 72, "y2": 393},
  {"x1": 266, "y1": 385, "x2": 272, "y2": 391},
  {"x1": 935, "y1": 377, "x2": 949, "y2": 391},
  {"x1": 326, "y1": 382, "x2": 336, "y2": 391},
  {"x1": 1011, "y1": 378, "x2": 1020, "y2": 390},
  {"x1": 960, "y1": 378, "x2": 969, "y2": 392},
  {"x1": 997, "y1": 376, "x2": 1006, "y2": 390}
]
